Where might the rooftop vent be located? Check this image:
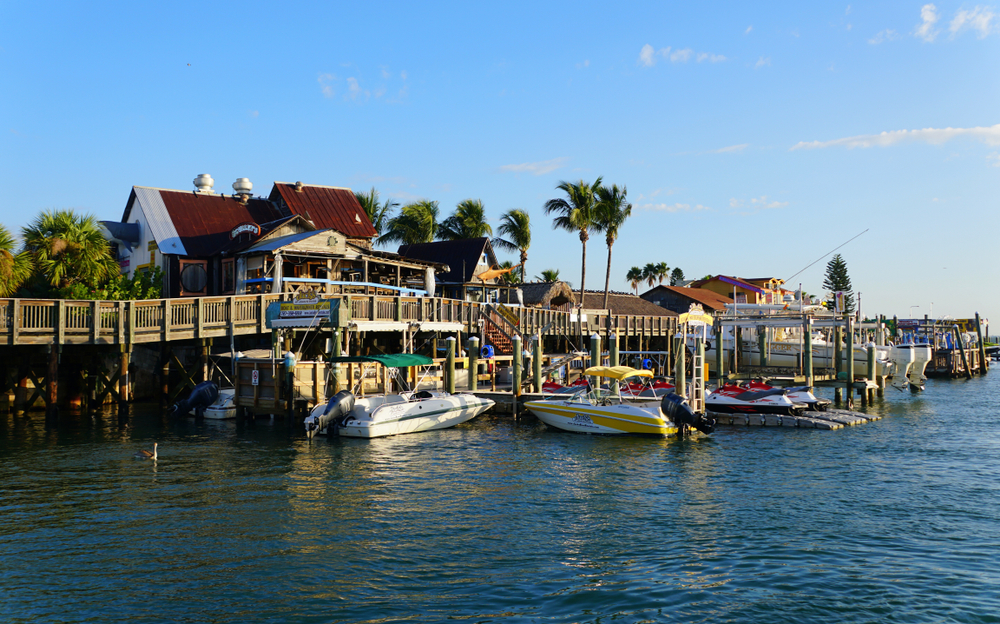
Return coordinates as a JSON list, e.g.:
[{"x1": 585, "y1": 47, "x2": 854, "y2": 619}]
[
  {"x1": 233, "y1": 178, "x2": 253, "y2": 203},
  {"x1": 294, "y1": 181, "x2": 304, "y2": 192},
  {"x1": 193, "y1": 174, "x2": 215, "y2": 193}
]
